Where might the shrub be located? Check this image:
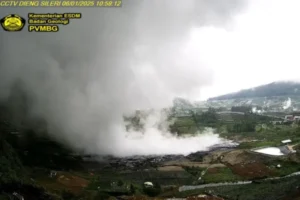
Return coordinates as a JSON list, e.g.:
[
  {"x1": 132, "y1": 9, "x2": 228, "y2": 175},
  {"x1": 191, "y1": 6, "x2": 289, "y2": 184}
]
[{"x1": 142, "y1": 182, "x2": 161, "y2": 197}]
